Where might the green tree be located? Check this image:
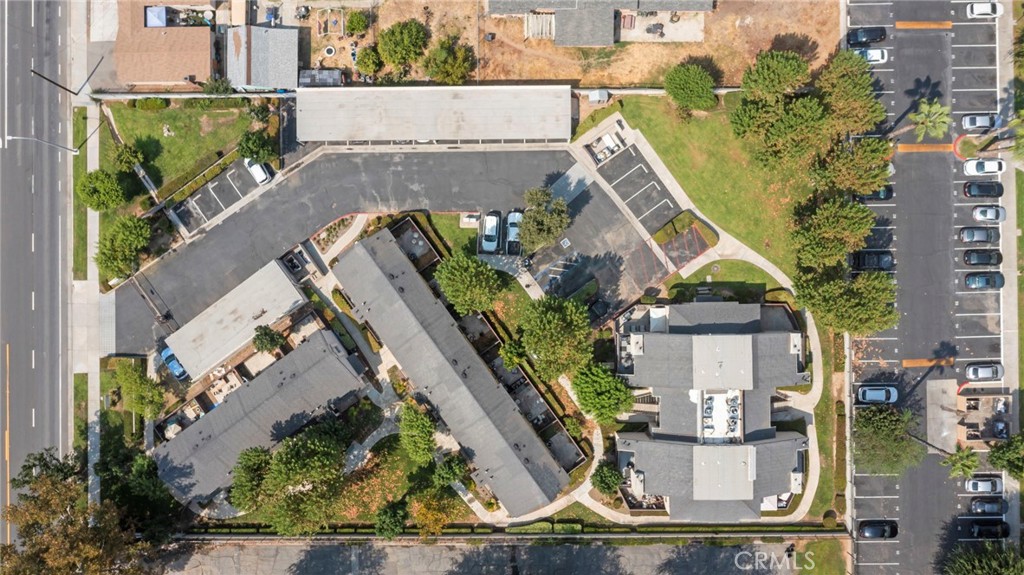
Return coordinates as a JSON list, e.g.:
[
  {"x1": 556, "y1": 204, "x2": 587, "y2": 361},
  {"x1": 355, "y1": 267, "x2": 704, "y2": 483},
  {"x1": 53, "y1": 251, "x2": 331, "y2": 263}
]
[
  {"x1": 111, "y1": 143, "x2": 144, "y2": 173},
  {"x1": 941, "y1": 444, "x2": 979, "y2": 479},
  {"x1": 663, "y1": 63, "x2": 717, "y2": 112},
  {"x1": 763, "y1": 96, "x2": 830, "y2": 166},
  {"x1": 740, "y1": 50, "x2": 810, "y2": 104},
  {"x1": 571, "y1": 363, "x2": 634, "y2": 424},
  {"x1": 499, "y1": 338, "x2": 526, "y2": 368},
  {"x1": 252, "y1": 324, "x2": 286, "y2": 353},
  {"x1": 113, "y1": 359, "x2": 164, "y2": 419},
  {"x1": 852, "y1": 406, "x2": 924, "y2": 475},
  {"x1": 238, "y1": 130, "x2": 275, "y2": 163},
  {"x1": 374, "y1": 501, "x2": 407, "y2": 540},
  {"x1": 821, "y1": 137, "x2": 892, "y2": 195},
  {"x1": 345, "y1": 10, "x2": 370, "y2": 35},
  {"x1": 521, "y1": 296, "x2": 592, "y2": 381},
  {"x1": 730, "y1": 98, "x2": 784, "y2": 142},
  {"x1": 943, "y1": 543, "x2": 1024, "y2": 575},
  {"x1": 247, "y1": 102, "x2": 271, "y2": 123},
  {"x1": 95, "y1": 216, "x2": 151, "y2": 279},
  {"x1": 816, "y1": 50, "x2": 887, "y2": 138},
  {"x1": 408, "y1": 487, "x2": 463, "y2": 537},
  {"x1": 229, "y1": 447, "x2": 272, "y2": 512},
  {"x1": 356, "y1": 45, "x2": 384, "y2": 76},
  {"x1": 591, "y1": 461, "x2": 624, "y2": 497},
  {"x1": 564, "y1": 416, "x2": 582, "y2": 439},
  {"x1": 76, "y1": 169, "x2": 127, "y2": 211},
  {"x1": 894, "y1": 98, "x2": 952, "y2": 142},
  {"x1": 378, "y1": 20, "x2": 428, "y2": 67},
  {"x1": 792, "y1": 197, "x2": 876, "y2": 271},
  {"x1": 423, "y1": 36, "x2": 476, "y2": 85},
  {"x1": 434, "y1": 252, "x2": 501, "y2": 315},
  {"x1": 432, "y1": 454, "x2": 467, "y2": 488},
  {"x1": 795, "y1": 268, "x2": 898, "y2": 336},
  {"x1": 520, "y1": 187, "x2": 571, "y2": 253},
  {"x1": 987, "y1": 433, "x2": 1024, "y2": 479},
  {"x1": 203, "y1": 77, "x2": 233, "y2": 94},
  {"x1": 398, "y1": 402, "x2": 437, "y2": 467}
]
